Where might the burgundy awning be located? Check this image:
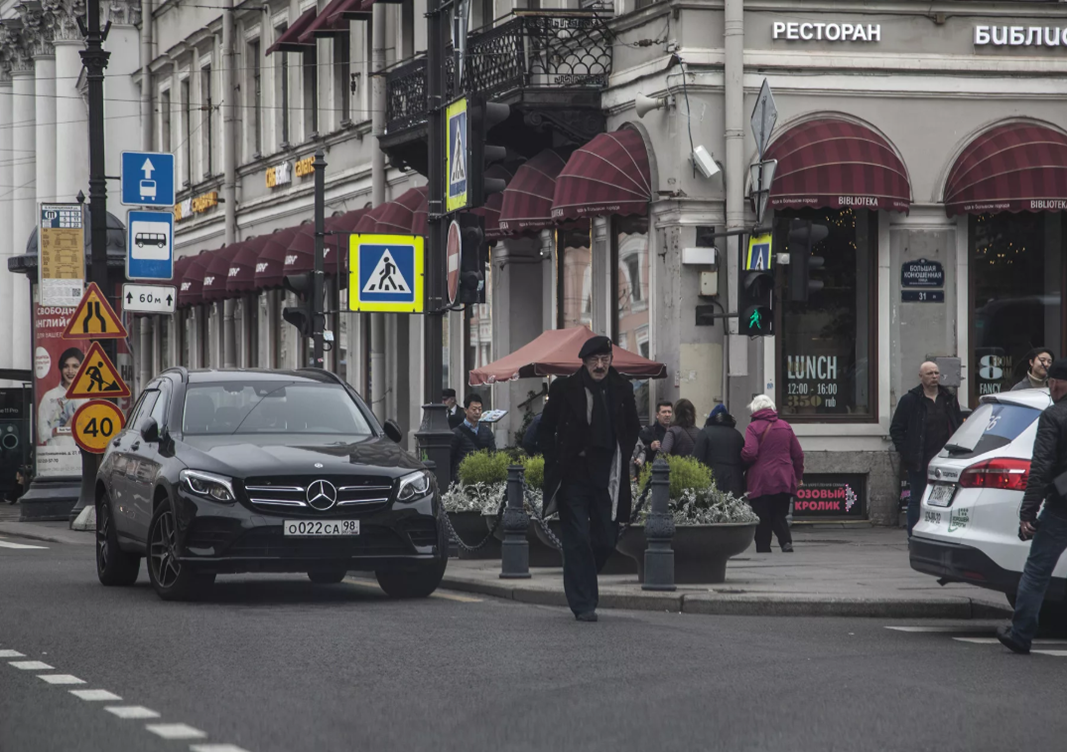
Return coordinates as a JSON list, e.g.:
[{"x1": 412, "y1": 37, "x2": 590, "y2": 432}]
[
  {"x1": 375, "y1": 186, "x2": 428, "y2": 236},
  {"x1": 469, "y1": 325, "x2": 667, "y2": 386},
  {"x1": 327, "y1": 207, "x2": 370, "y2": 234},
  {"x1": 253, "y1": 229, "x2": 297, "y2": 289},
  {"x1": 177, "y1": 252, "x2": 213, "y2": 308},
  {"x1": 202, "y1": 245, "x2": 240, "y2": 302},
  {"x1": 299, "y1": 0, "x2": 356, "y2": 41},
  {"x1": 944, "y1": 123, "x2": 1067, "y2": 216},
  {"x1": 354, "y1": 203, "x2": 390, "y2": 234},
  {"x1": 266, "y1": 7, "x2": 317, "y2": 55},
  {"x1": 225, "y1": 242, "x2": 258, "y2": 295},
  {"x1": 552, "y1": 130, "x2": 652, "y2": 222},
  {"x1": 764, "y1": 118, "x2": 911, "y2": 213},
  {"x1": 283, "y1": 225, "x2": 343, "y2": 276},
  {"x1": 499, "y1": 150, "x2": 567, "y2": 235},
  {"x1": 470, "y1": 165, "x2": 513, "y2": 240}
]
